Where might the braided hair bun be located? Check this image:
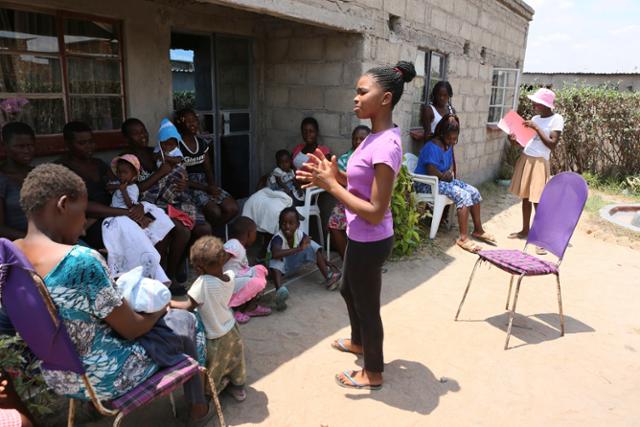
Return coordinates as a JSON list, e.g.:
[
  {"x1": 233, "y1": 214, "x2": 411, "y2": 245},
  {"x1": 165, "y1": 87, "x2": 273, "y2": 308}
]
[
  {"x1": 394, "y1": 60, "x2": 417, "y2": 83},
  {"x1": 366, "y1": 60, "x2": 416, "y2": 107}
]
